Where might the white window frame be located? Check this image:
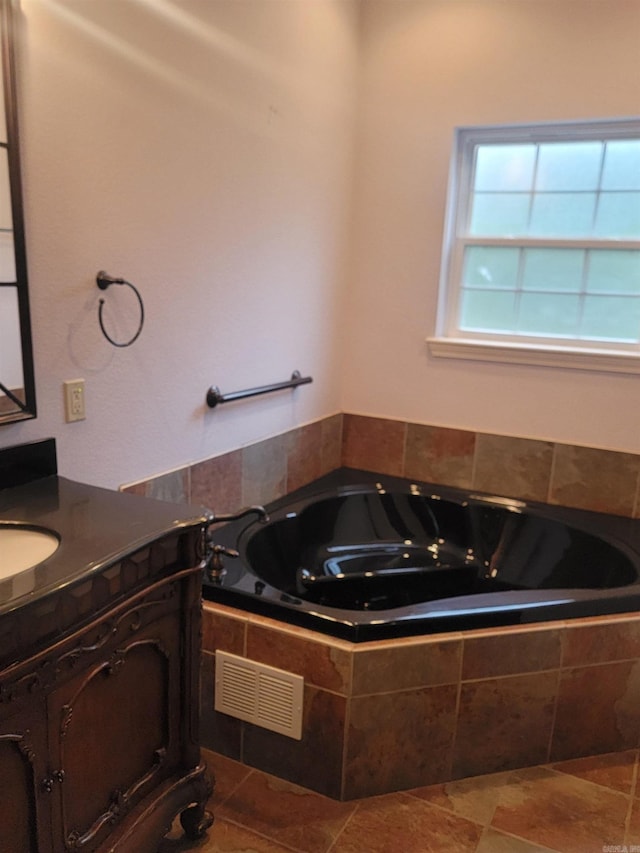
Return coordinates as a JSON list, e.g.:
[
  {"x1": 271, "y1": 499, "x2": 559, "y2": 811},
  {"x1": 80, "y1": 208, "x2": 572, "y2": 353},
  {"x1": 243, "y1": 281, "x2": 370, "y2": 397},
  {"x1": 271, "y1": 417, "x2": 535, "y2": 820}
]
[{"x1": 428, "y1": 118, "x2": 640, "y2": 374}]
